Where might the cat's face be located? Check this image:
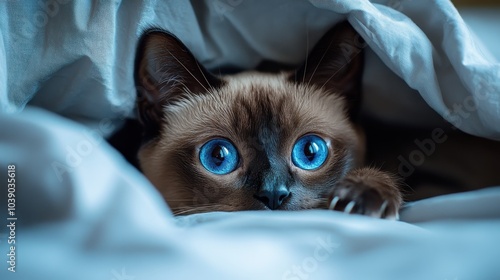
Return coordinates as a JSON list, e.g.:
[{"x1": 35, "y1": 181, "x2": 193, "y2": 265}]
[{"x1": 135, "y1": 22, "x2": 365, "y2": 215}]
